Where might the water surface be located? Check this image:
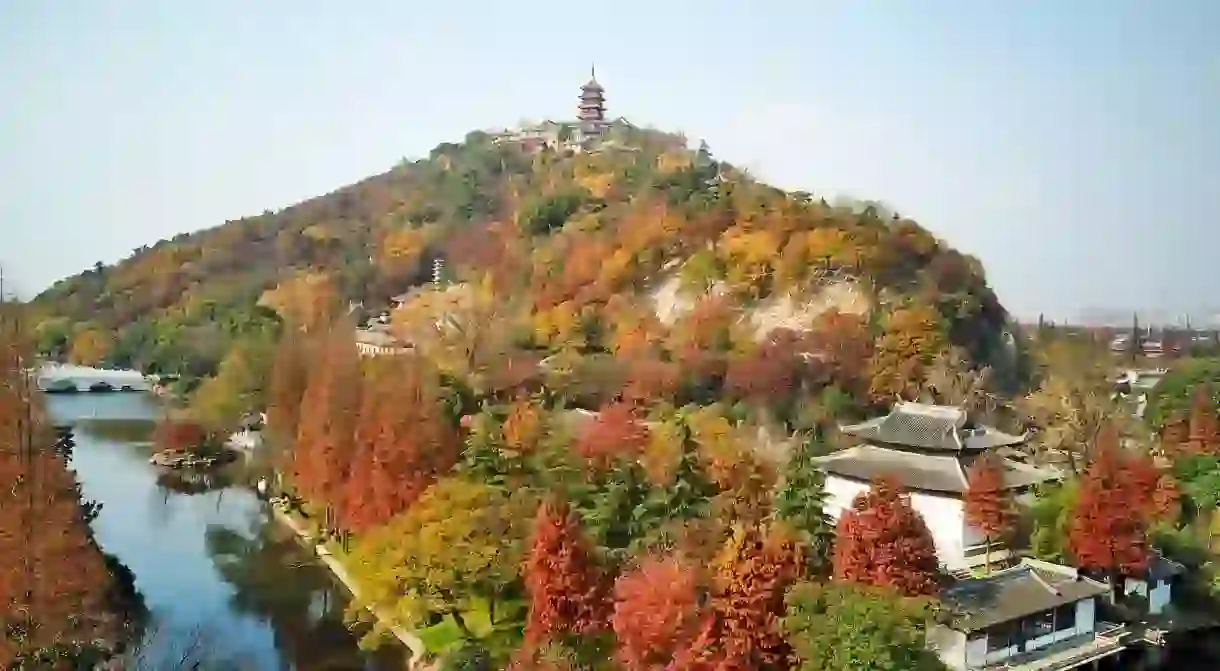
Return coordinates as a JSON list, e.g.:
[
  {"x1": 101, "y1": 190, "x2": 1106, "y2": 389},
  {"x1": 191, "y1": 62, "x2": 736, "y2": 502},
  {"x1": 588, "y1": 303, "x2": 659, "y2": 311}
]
[{"x1": 47, "y1": 393, "x2": 406, "y2": 670}]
